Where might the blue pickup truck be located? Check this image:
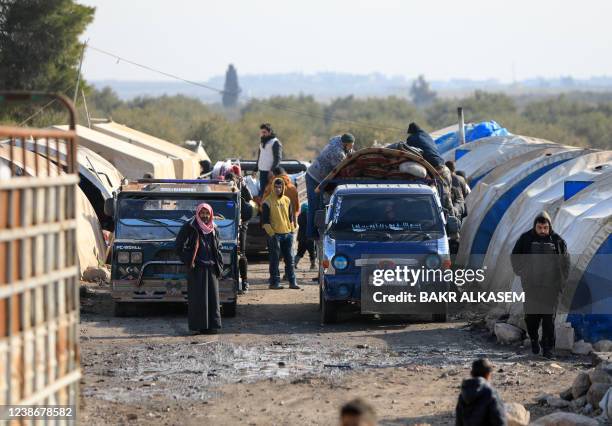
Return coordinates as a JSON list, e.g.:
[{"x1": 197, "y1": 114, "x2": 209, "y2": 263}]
[{"x1": 315, "y1": 148, "x2": 459, "y2": 324}]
